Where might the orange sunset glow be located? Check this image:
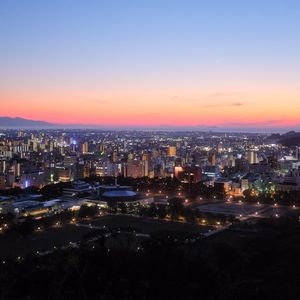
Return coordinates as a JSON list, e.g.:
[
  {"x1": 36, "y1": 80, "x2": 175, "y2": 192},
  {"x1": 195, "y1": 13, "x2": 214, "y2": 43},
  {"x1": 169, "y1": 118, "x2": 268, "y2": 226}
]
[
  {"x1": 1, "y1": 1, "x2": 300, "y2": 130},
  {"x1": 1, "y1": 87, "x2": 299, "y2": 128}
]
